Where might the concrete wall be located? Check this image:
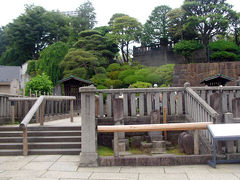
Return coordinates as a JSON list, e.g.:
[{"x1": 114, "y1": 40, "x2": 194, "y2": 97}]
[{"x1": 173, "y1": 61, "x2": 240, "y2": 87}]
